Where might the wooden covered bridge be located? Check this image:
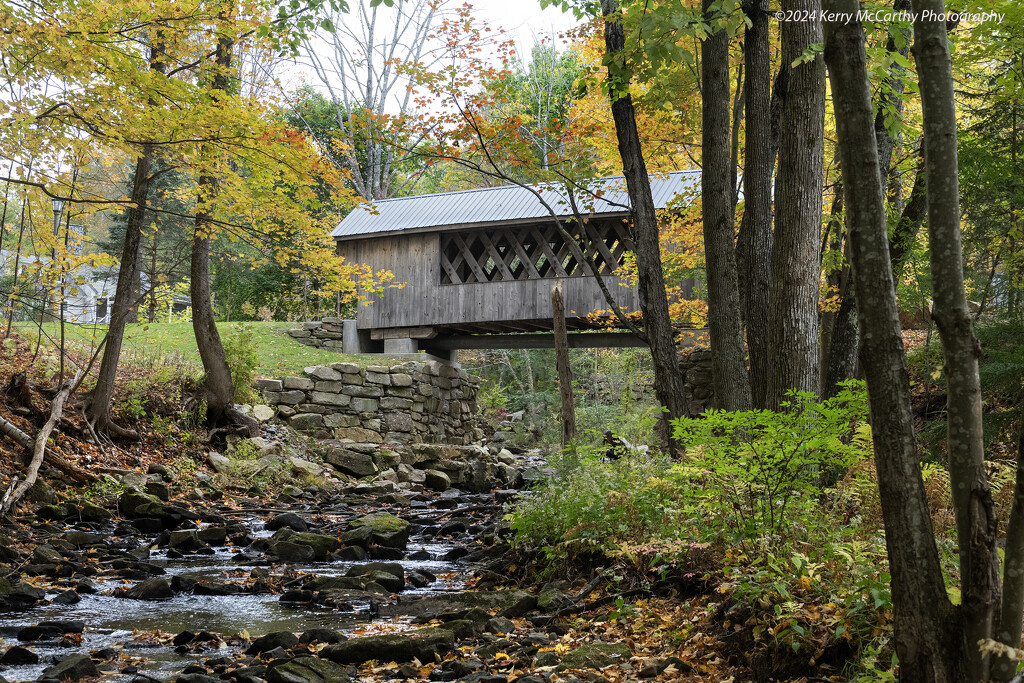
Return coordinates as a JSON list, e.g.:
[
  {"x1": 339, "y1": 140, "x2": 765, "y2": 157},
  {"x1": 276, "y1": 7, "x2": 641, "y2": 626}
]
[{"x1": 332, "y1": 171, "x2": 699, "y2": 360}]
